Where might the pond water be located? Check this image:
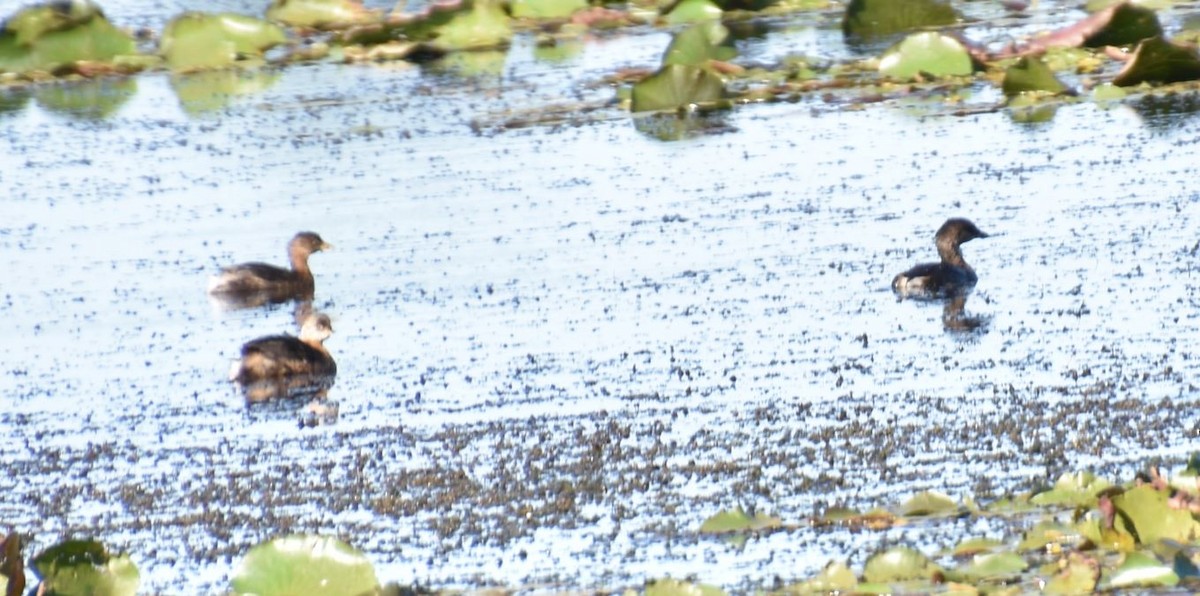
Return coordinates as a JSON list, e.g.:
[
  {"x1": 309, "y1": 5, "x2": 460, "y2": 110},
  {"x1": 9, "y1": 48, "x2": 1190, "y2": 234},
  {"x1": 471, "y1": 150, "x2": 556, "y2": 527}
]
[{"x1": 2, "y1": 0, "x2": 1200, "y2": 592}]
